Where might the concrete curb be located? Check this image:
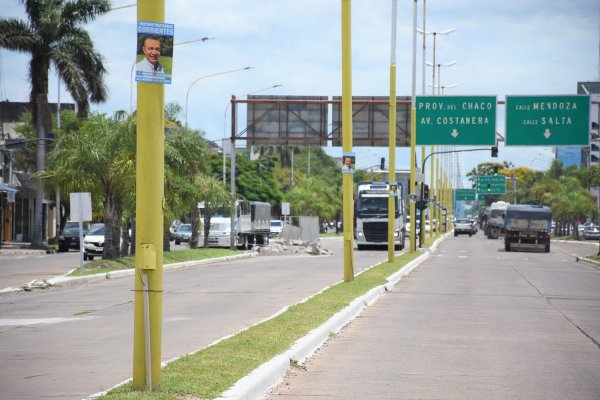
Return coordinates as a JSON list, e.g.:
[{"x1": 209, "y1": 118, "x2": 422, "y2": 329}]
[
  {"x1": 1, "y1": 252, "x2": 257, "y2": 294},
  {"x1": 215, "y1": 235, "x2": 447, "y2": 400}
]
